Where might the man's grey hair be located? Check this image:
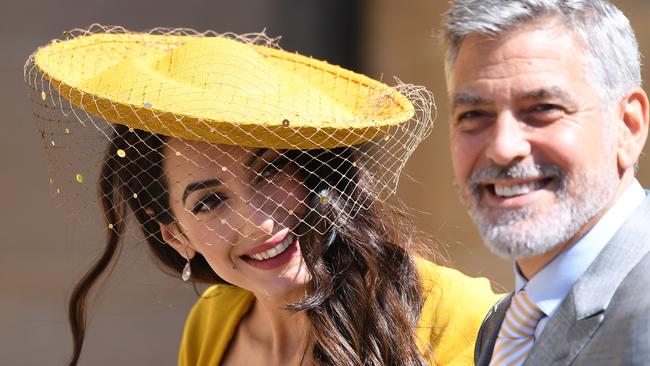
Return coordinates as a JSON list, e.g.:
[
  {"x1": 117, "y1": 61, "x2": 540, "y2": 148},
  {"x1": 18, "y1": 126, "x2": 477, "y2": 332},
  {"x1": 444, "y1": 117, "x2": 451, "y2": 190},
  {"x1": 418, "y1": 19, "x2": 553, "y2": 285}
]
[{"x1": 442, "y1": 0, "x2": 642, "y2": 104}]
